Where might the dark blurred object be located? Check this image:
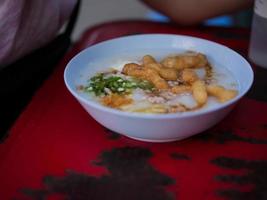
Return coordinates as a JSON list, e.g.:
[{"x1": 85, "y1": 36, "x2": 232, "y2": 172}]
[
  {"x1": 232, "y1": 9, "x2": 253, "y2": 27},
  {"x1": 249, "y1": 0, "x2": 267, "y2": 68},
  {"x1": 205, "y1": 9, "x2": 252, "y2": 27},
  {"x1": 148, "y1": 9, "x2": 253, "y2": 28}
]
